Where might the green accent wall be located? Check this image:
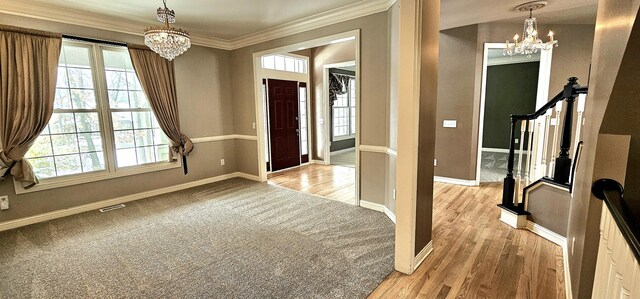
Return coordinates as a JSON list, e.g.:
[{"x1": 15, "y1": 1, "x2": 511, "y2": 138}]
[{"x1": 482, "y1": 62, "x2": 540, "y2": 149}]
